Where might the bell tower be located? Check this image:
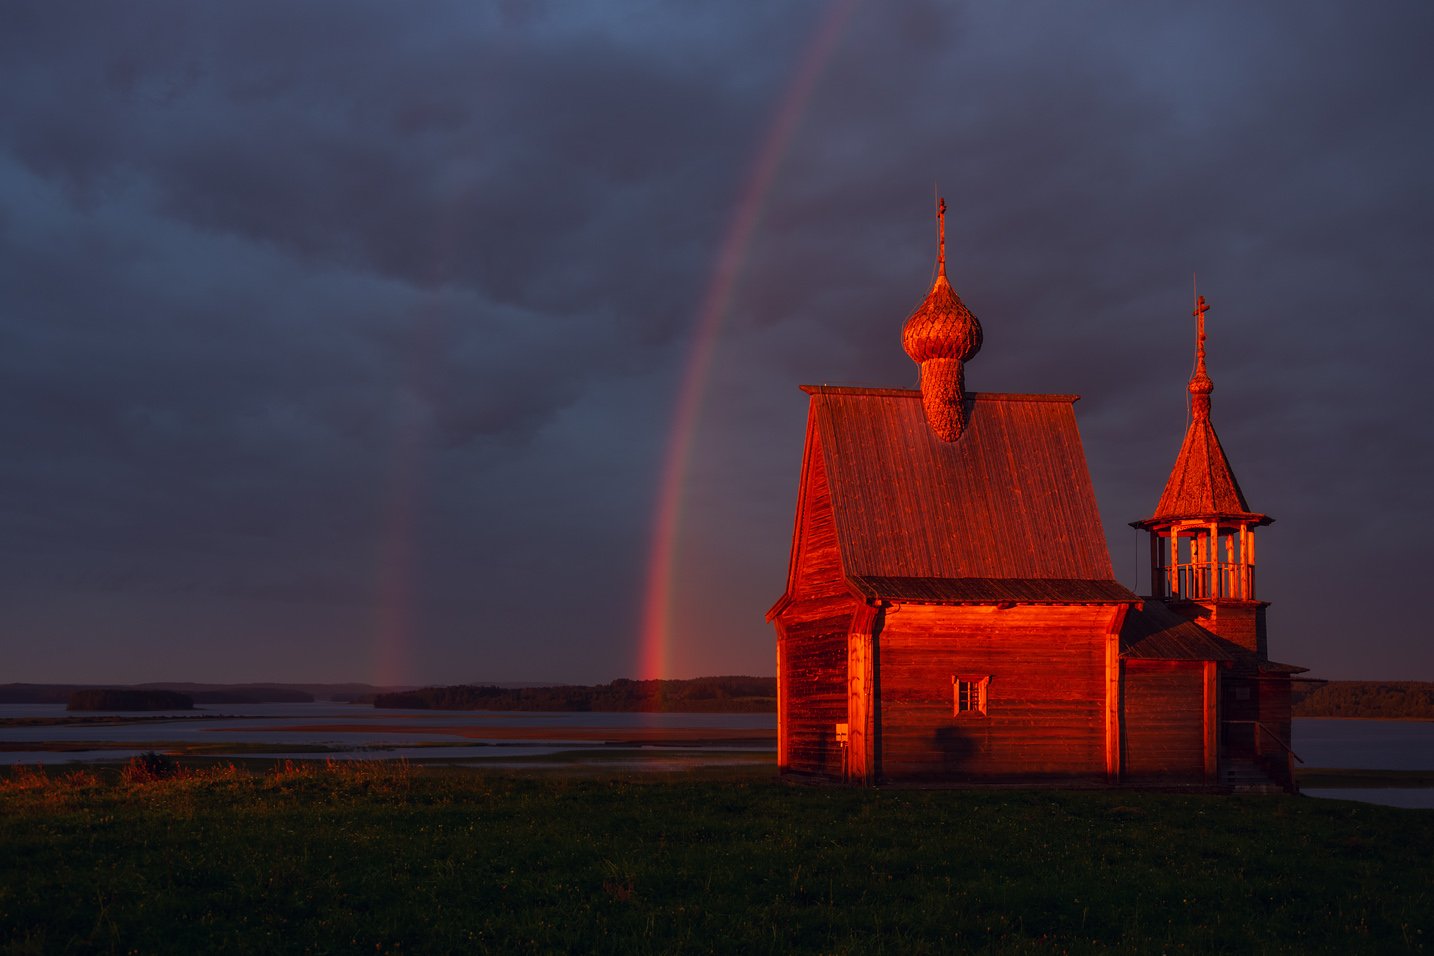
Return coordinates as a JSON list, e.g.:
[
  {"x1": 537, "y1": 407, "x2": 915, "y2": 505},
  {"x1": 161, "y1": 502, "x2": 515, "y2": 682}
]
[{"x1": 1131, "y1": 294, "x2": 1272, "y2": 658}]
